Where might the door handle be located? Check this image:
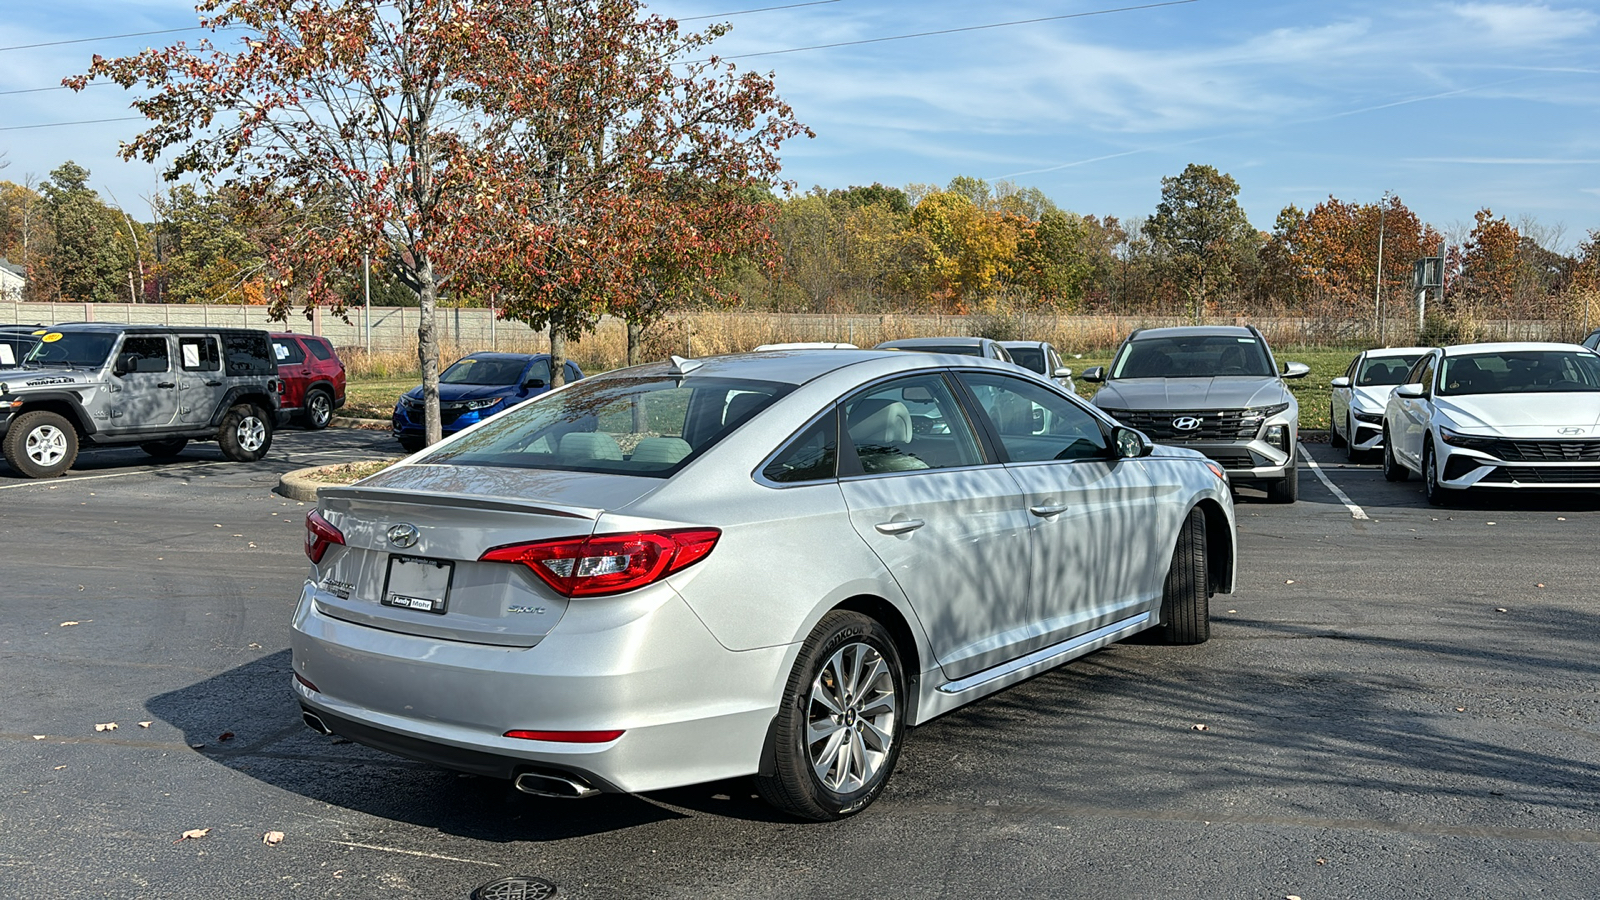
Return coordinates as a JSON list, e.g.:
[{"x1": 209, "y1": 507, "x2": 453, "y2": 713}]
[
  {"x1": 157, "y1": 382, "x2": 176, "y2": 389},
  {"x1": 1029, "y1": 504, "x2": 1069, "y2": 518},
  {"x1": 205, "y1": 380, "x2": 222, "y2": 387},
  {"x1": 874, "y1": 519, "x2": 925, "y2": 535}
]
